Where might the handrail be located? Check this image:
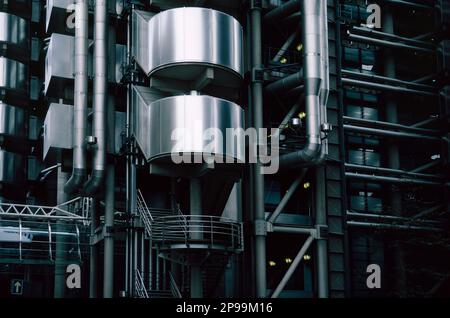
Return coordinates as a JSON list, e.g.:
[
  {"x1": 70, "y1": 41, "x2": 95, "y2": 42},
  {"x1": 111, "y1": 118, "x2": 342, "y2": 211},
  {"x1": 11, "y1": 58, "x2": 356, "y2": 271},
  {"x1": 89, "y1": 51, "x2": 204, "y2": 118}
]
[
  {"x1": 168, "y1": 271, "x2": 182, "y2": 298},
  {"x1": 135, "y1": 269, "x2": 149, "y2": 298},
  {"x1": 174, "y1": 204, "x2": 188, "y2": 238},
  {"x1": 150, "y1": 215, "x2": 244, "y2": 252},
  {"x1": 137, "y1": 189, "x2": 153, "y2": 237}
]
